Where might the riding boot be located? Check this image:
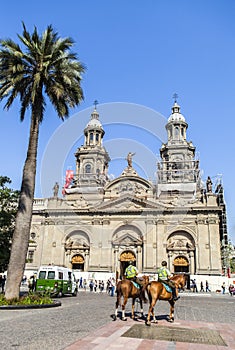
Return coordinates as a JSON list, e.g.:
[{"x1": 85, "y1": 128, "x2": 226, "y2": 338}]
[{"x1": 172, "y1": 287, "x2": 180, "y2": 301}]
